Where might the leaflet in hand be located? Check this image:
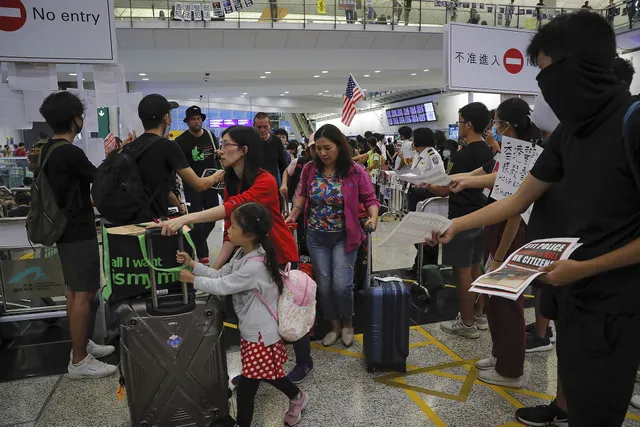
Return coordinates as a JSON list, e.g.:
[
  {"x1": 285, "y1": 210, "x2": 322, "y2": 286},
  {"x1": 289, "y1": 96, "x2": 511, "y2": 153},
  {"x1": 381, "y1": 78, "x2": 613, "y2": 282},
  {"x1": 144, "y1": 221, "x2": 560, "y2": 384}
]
[
  {"x1": 378, "y1": 212, "x2": 452, "y2": 247},
  {"x1": 470, "y1": 238, "x2": 582, "y2": 300}
]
